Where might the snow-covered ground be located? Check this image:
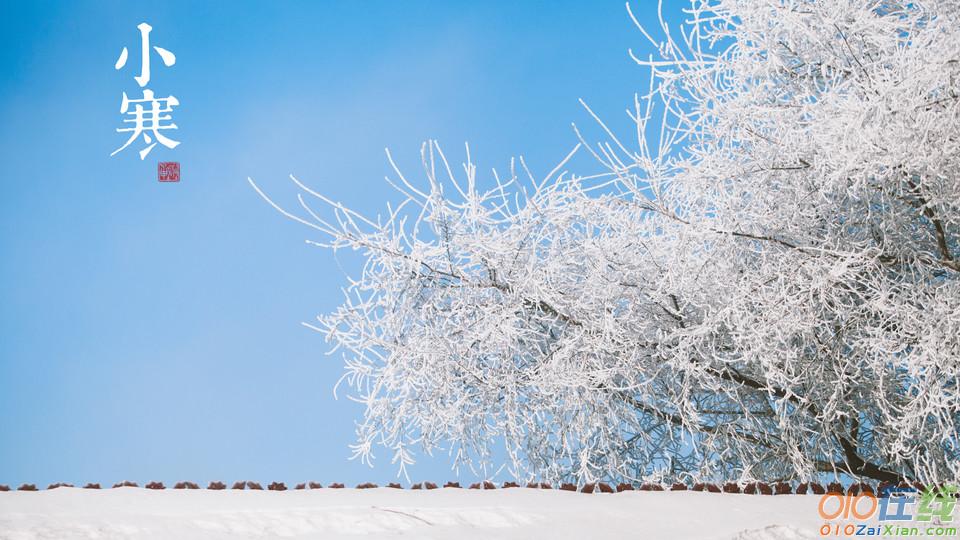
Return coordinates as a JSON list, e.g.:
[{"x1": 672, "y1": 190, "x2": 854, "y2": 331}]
[{"x1": 0, "y1": 487, "x2": 848, "y2": 540}]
